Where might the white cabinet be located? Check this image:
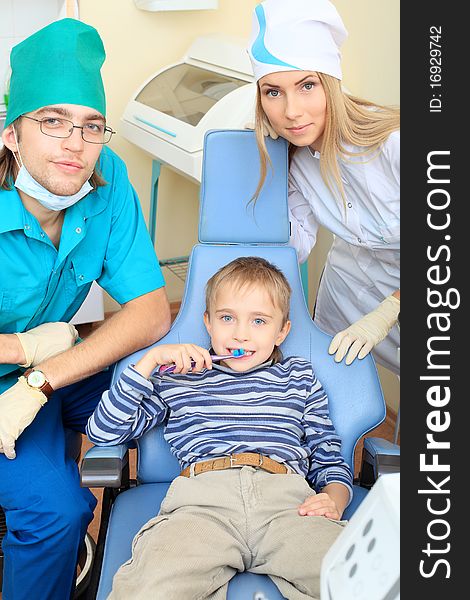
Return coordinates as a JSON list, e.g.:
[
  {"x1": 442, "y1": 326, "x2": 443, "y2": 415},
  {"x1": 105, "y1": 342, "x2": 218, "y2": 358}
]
[{"x1": 70, "y1": 282, "x2": 105, "y2": 326}]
